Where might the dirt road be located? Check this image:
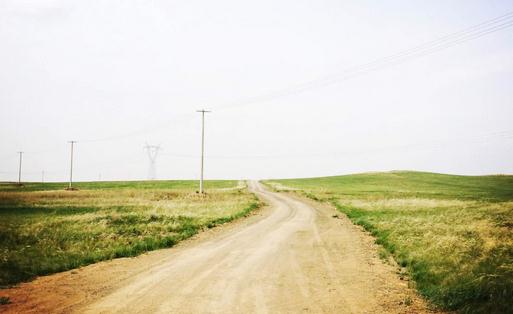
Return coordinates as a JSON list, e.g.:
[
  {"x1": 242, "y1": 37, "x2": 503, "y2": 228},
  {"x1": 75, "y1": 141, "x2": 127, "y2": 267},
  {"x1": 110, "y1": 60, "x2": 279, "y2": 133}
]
[{"x1": 1, "y1": 181, "x2": 432, "y2": 313}]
